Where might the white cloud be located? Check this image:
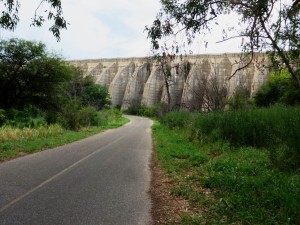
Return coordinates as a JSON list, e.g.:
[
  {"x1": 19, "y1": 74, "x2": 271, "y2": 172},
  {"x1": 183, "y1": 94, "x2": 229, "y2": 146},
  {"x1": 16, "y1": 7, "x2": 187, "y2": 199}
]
[
  {"x1": 0, "y1": 0, "x2": 241, "y2": 59},
  {"x1": 0, "y1": 0, "x2": 161, "y2": 59}
]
